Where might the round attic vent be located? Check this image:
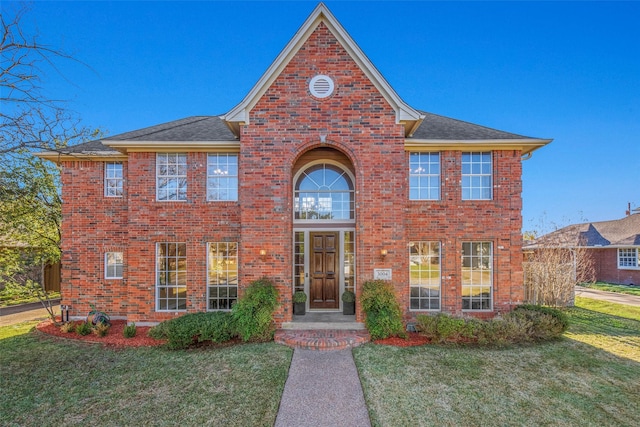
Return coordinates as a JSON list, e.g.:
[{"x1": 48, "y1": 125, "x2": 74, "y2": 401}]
[{"x1": 309, "y1": 75, "x2": 334, "y2": 98}]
